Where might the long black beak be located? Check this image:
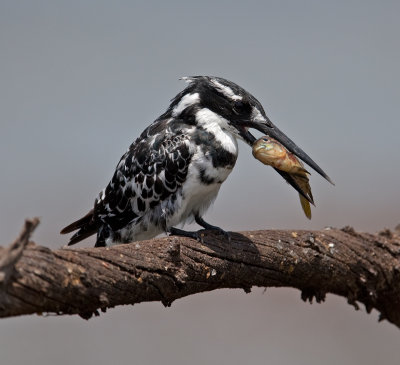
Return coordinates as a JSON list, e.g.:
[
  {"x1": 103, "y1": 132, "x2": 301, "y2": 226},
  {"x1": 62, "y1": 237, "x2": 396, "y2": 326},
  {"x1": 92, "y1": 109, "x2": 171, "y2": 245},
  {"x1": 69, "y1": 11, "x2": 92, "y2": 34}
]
[{"x1": 249, "y1": 120, "x2": 334, "y2": 185}]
